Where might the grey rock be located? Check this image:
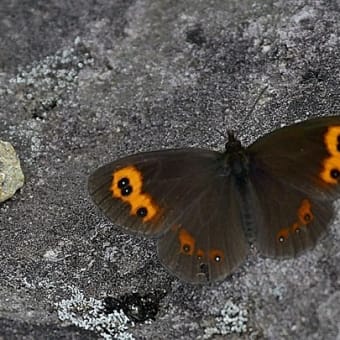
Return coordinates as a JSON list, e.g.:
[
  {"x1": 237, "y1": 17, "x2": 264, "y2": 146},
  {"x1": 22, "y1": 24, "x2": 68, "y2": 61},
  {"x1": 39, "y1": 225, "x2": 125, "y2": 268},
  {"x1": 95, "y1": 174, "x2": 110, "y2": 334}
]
[{"x1": 0, "y1": 0, "x2": 340, "y2": 339}]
